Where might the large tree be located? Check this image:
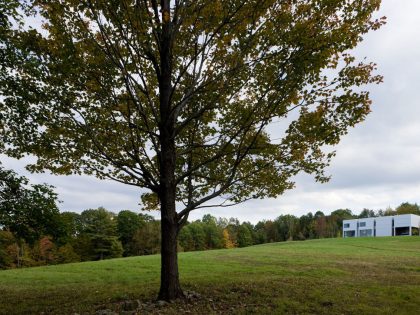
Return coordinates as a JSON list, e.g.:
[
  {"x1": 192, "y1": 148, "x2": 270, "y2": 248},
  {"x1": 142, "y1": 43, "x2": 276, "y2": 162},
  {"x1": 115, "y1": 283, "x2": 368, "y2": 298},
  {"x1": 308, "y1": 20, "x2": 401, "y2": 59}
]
[{"x1": 0, "y1": 0, "x2": 384, "y2": 299}]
